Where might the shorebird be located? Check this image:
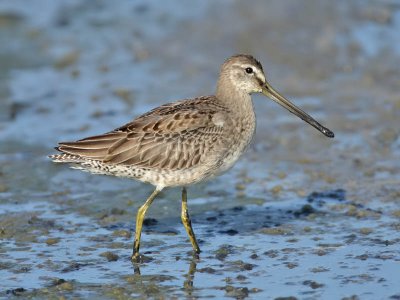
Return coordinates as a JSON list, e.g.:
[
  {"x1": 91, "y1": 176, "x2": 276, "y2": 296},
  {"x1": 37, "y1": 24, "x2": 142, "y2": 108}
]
[{"x1": 50, "y1": 54, "x2": 334, "y2": 260}]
